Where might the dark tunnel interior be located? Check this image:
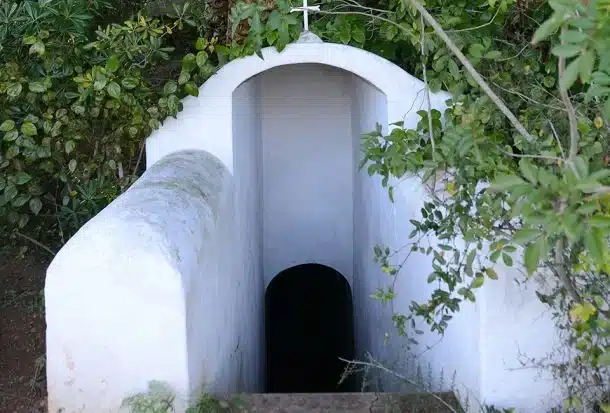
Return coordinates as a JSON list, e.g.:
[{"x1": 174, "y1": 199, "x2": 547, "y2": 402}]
[{"x1": 264, "y1": 263, "x2": 357, "y2": 393}]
